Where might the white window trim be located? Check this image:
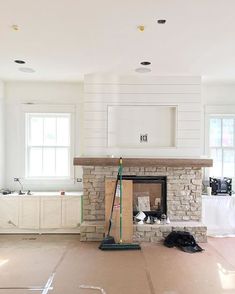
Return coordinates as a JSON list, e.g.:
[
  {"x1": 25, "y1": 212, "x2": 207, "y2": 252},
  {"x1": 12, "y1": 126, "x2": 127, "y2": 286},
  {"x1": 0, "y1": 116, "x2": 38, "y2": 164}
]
[
  {"x1": 205, "y1": 105, "x2": 235, "y2": 179},
  {"x1": 20, "y1": 104, "x2": 76, "y2": 183}
]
